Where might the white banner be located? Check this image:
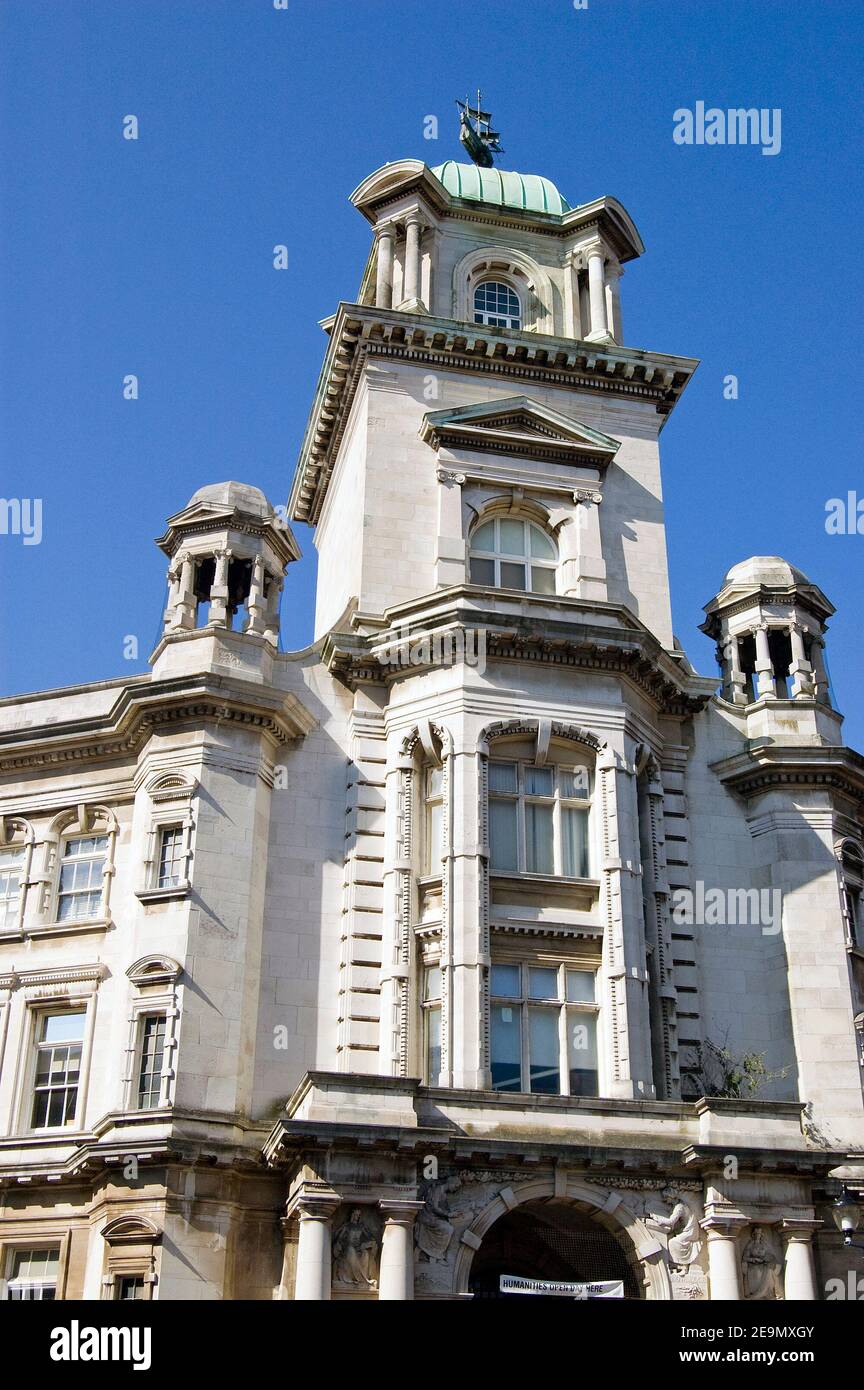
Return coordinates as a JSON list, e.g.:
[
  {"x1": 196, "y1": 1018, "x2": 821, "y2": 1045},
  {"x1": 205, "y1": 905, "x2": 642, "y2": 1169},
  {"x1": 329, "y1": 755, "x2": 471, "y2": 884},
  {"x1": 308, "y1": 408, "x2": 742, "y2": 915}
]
[{"x1": 499, "y1": 1275, "x2": 624, "y2": 1299}]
